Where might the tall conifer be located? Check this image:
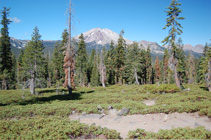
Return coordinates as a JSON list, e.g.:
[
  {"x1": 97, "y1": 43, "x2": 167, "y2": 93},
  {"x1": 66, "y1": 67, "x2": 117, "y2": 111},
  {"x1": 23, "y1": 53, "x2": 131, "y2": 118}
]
[
  {"x1": 114, "y1": 30, "x2": 126, "y2": 84},
  {"x1": 0, "y1": 7, "x2": 14, "y2": 89},
  {"x1": 162, "y1": 0, "x2": 185, "y2": 88},
  {"x1": 76, "y1": 34, "x2": 88, "y2": 86},
  {"x1": 22, "y1": 26, "x2": 44, "y2": 95}
]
